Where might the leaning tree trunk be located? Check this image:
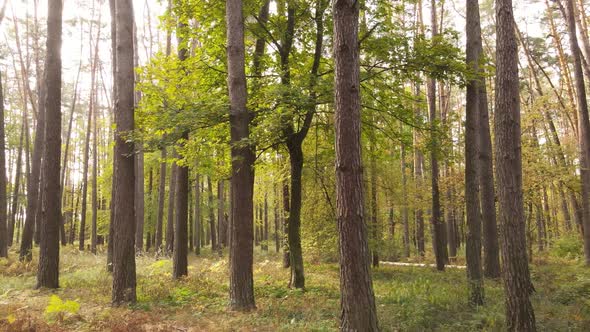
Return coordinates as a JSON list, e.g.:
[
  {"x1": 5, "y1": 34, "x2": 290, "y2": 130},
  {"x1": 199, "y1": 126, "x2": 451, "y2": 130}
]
[
  {"x1": 495, "y1": 0, "x2": 537, "y2": 329},
  {"x1": 111, "y1": 0, "x2": 136, "y2": 305},
  {"x1": 226, "y1": 0, "x2": 256, "y2": 311},
  {"x1": 37, "y1": 0, "x2": 62, "y2": 288},
  {"x1": 333, "y1": 0, "x2": 379, "y2": 330}
]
